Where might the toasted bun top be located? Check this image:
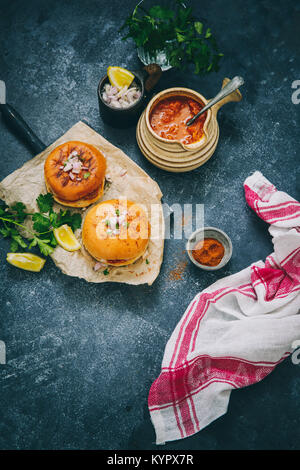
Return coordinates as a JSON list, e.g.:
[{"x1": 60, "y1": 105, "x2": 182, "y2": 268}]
[
  {"x1": 44, "y1": 141, "x2": 106, "y2": 202},
  {"x1": 82, "y1": 199, "x2": 150, "y2": 262}
]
